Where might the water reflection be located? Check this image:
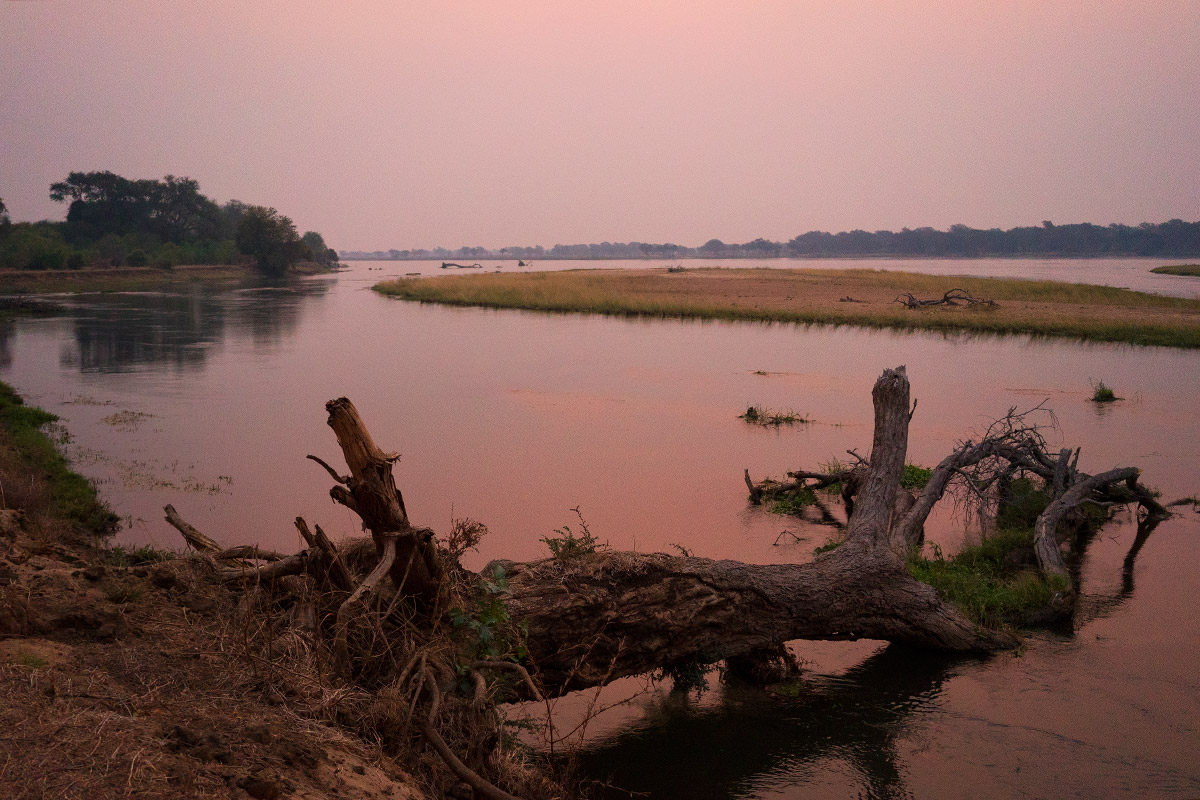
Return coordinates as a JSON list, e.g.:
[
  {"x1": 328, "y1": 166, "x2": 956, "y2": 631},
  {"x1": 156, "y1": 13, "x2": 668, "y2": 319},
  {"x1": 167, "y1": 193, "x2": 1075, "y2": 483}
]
[
  {"x1": 0, "y1": 319, "x2": 12, "y2": 370},
  {"x1": 55, "y1": 279, "x2": 330, "y2": 373},
  {"x1": 575, "y1": 646, "x2": 964, "y2": 800}
]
